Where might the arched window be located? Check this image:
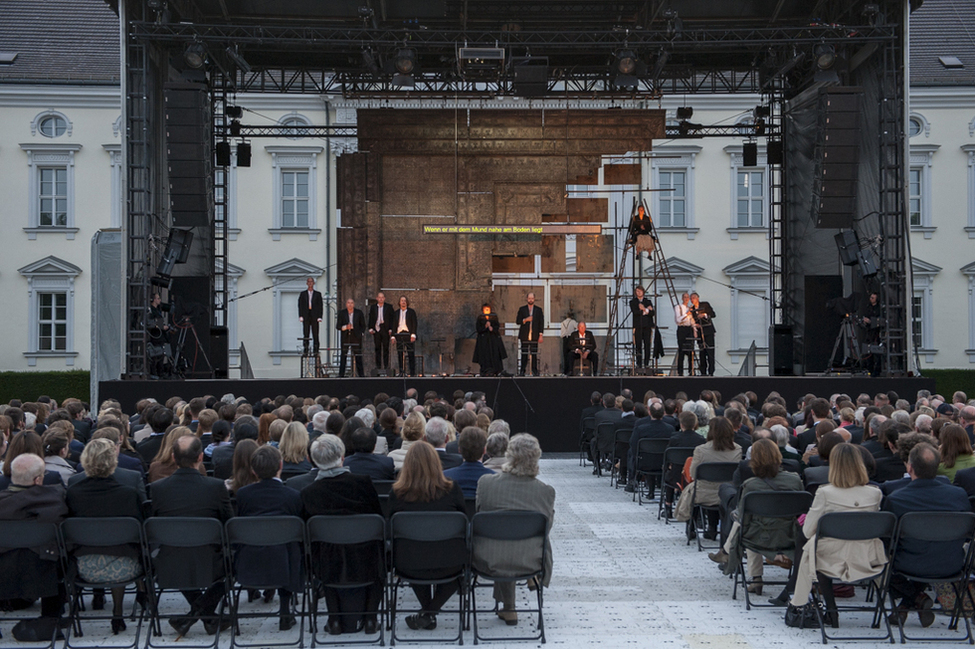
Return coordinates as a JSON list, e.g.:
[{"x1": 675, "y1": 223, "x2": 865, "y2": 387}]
[
  {"x1": 31, "y1": 111, "x2": 72, "y2": 138},
  {"x1": 278, "y1": 113, "x2": 311, "y2": 140}
]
